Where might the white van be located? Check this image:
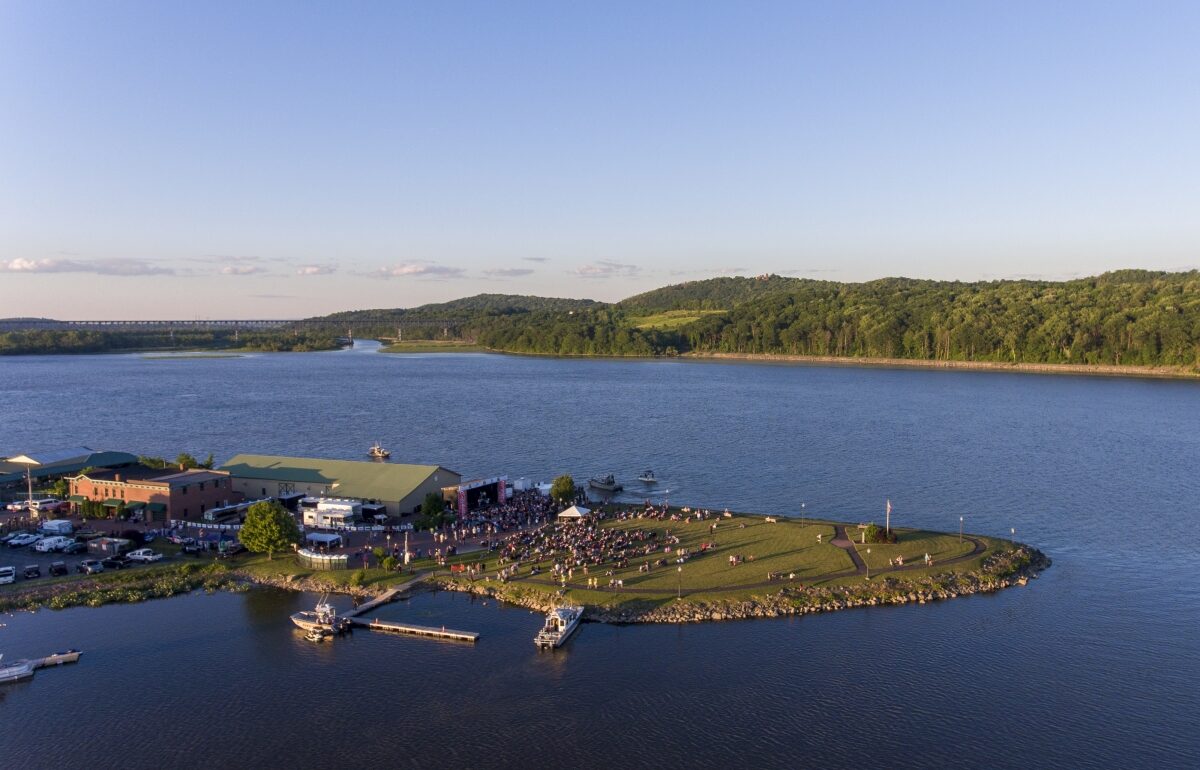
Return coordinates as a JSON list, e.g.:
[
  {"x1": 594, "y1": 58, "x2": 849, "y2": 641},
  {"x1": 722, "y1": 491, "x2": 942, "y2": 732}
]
[
  {"x1": 34, "y1": 536, "x2": 73, "y2": 553},
  {"x1": 0, "y1": 566, "x2": 14, "y2": 584},
  {"x1": 39, "y1": 519, "x2": 74, "y2": 536}
]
